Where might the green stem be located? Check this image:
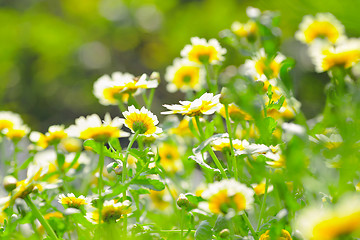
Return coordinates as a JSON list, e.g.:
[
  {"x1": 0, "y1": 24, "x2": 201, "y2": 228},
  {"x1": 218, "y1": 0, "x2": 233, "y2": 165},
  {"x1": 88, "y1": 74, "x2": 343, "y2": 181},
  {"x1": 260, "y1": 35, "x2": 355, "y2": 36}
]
[
  {"x1": 117, "y1": 100, "x2": 126, "y2": 112},
  {"x1": 256, "y1": 178, "x2": 269, "y2": 231},
  {"x1": 204, "y1": 63, "x2": 213, "y2": 93},
  {"x1": 24, "y1": 195, "x2": 59, "y2": 240},
  {"x1": 242, "y1": 212, "x2": 257, "y2": 239},
  {"x1": 224, "y1": 104, "x2": 237, "y2": 179},
  {"x1": 147, "y1": 88, "x2": 156, "y2": 109},
  {"x1": 122, "y1": 130, "x2": 140, "y2": 236},
  {"x1": 180, "y1": 208, "x2": 185, "y2": 240},
  {"x1": 194, "y1": 116, "x2": 228, "y2": 179},
  {"x1": 98, "y1": 143, "x2": 105, "y2": 225}
]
